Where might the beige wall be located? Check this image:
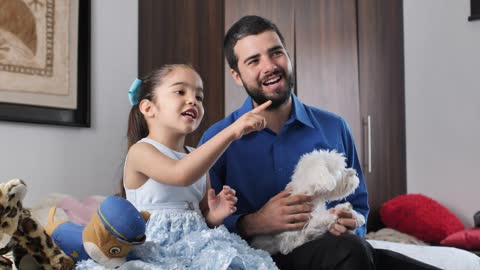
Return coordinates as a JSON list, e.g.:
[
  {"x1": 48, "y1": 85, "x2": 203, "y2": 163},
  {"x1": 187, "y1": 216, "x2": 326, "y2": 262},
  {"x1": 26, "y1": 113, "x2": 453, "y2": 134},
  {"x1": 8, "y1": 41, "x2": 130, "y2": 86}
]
[{"x1": 404, "y1": 0, "x2": 480, "y2": 226}]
